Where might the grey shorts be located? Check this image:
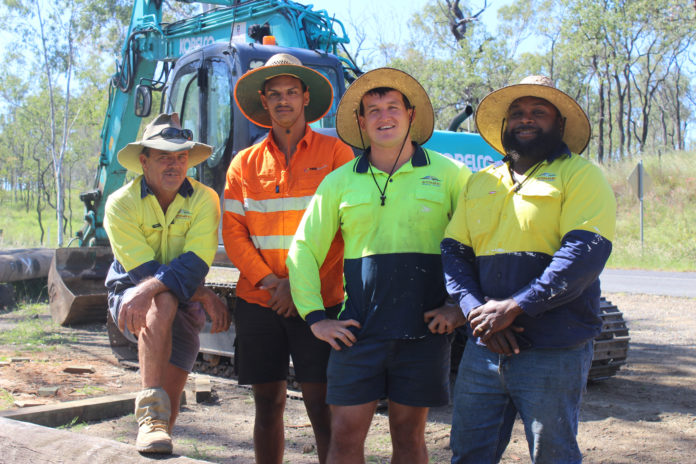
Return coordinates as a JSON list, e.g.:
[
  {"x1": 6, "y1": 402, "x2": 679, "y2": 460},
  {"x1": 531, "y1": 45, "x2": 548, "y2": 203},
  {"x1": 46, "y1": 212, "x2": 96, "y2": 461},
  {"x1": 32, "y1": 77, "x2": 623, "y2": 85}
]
[{"x1": 108, "y1": 286, "x2": 206, "y2": 372}]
